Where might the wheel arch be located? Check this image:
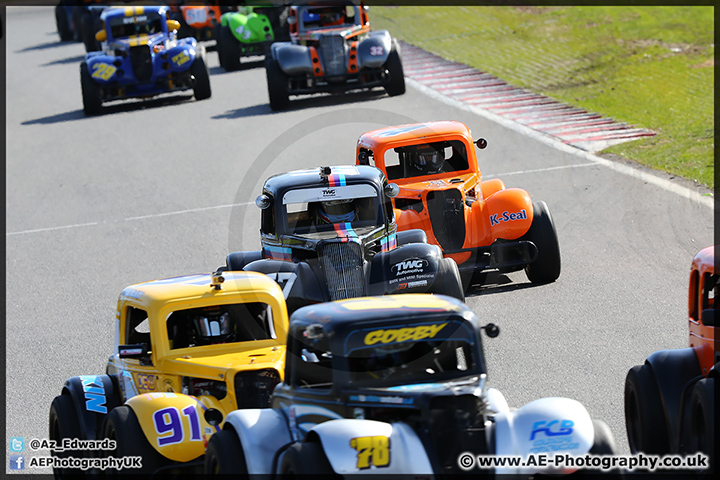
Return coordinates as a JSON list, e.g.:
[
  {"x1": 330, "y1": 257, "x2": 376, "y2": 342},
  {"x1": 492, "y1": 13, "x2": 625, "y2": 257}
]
[{"x1": 62, "y1": 374, "x2": 123, "y2": 440}]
